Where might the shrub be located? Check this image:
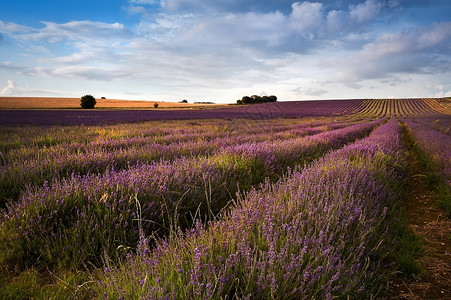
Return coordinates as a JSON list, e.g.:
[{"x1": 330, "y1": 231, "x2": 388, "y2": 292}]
[{"x1": 80, "y1": 95, "x2": 96, "y2": 109}]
